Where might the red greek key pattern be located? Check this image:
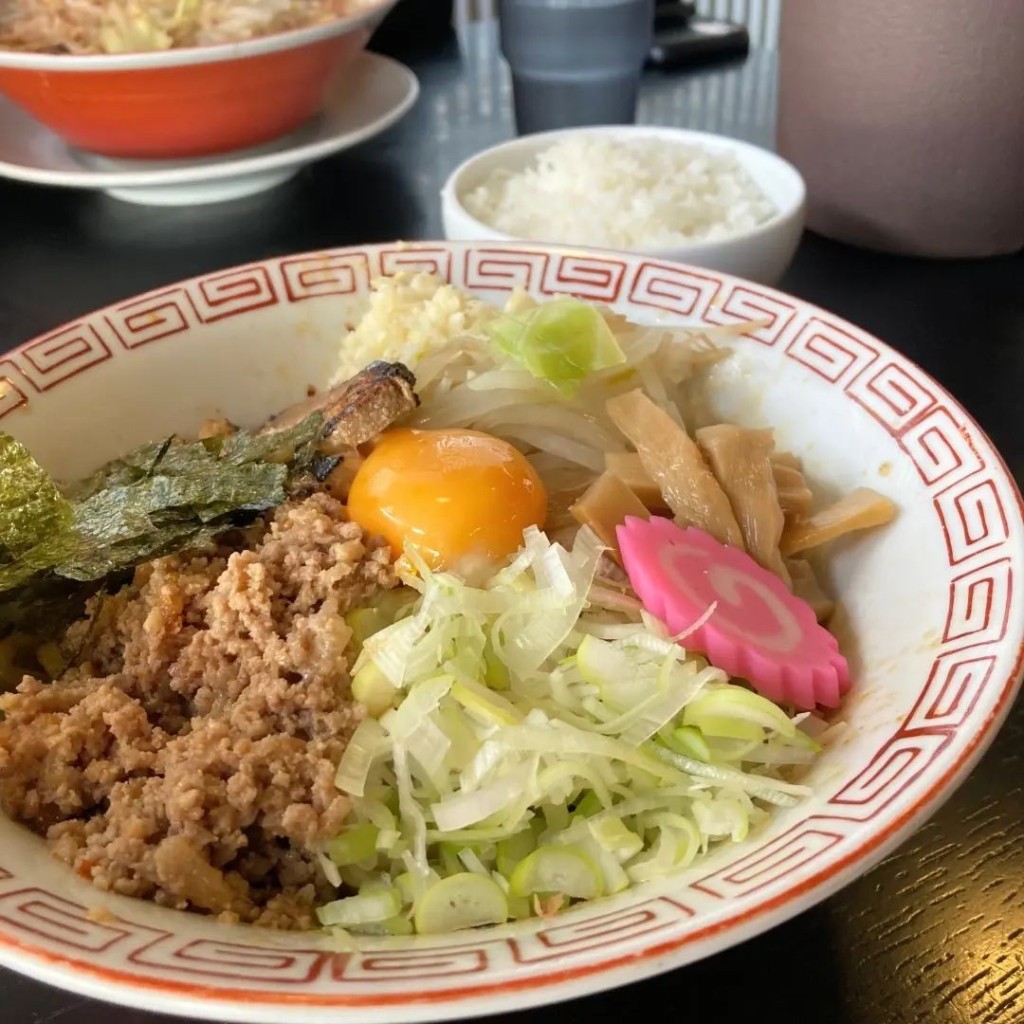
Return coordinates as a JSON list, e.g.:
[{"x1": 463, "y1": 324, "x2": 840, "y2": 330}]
[
  {"x1": 512, "y1": 899, "x2": 693, "y2": 964},
  {"x1": 846, "y1": 360, "x2": 938, "y2": 433},
  {"x1": 935, "y1": 478, "x2": 1011, "y2": 564},
  {"x1": 904, "y1": 651, "x2": 997, "y2": 731},
  {"x1": 10, "y1": 323, "x2": 111, "y2": 389},
  {"x1": 463, "y1": 248, "x2": 550, "y2": 293},
  {"x1": 280, "y1": 252, "x2": 372, "y2": 303},
  {"x1": 900, "y1": 407, "x2": 984, "y2": 487},
  {"x1": 703, "y1": 284, "x2": 800, "y2": 346},
  {"x1": 691, "y1": 827, "x2": 845, "y2": 899},
  {"x1": 333, "y1": 947, "x2": 489, "y2": 982},
  {"x1": 106, "y1": 289, "x2": 195, "y2": 350},
  {"x1": 943, "y1": 558, "x2": 1012, "y2": 646},
  {"x1": 785, "y1": 318, "x2": 878, "y2": 385},
  {"x1": 131, "y1": 937, "x2": 328, "y2": 984},
  {"x1": 190, "y1": 265, "x2": 278, "y2": 322},
  {"x1": 540, "y1": 254, "x2": 629, "y2": 303},
  {"x1": 0, "y1": 891, "x2": 139, "y2": 953},
  {"x1": 379, "y1": 246, "x2": 453, "y2": 280},
  {"x1": 828, "y1": 731, "x2": 954, "y2": 818},
  {"x1": 628, "y1": 261, "x2": 721, "y2": 318}
]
